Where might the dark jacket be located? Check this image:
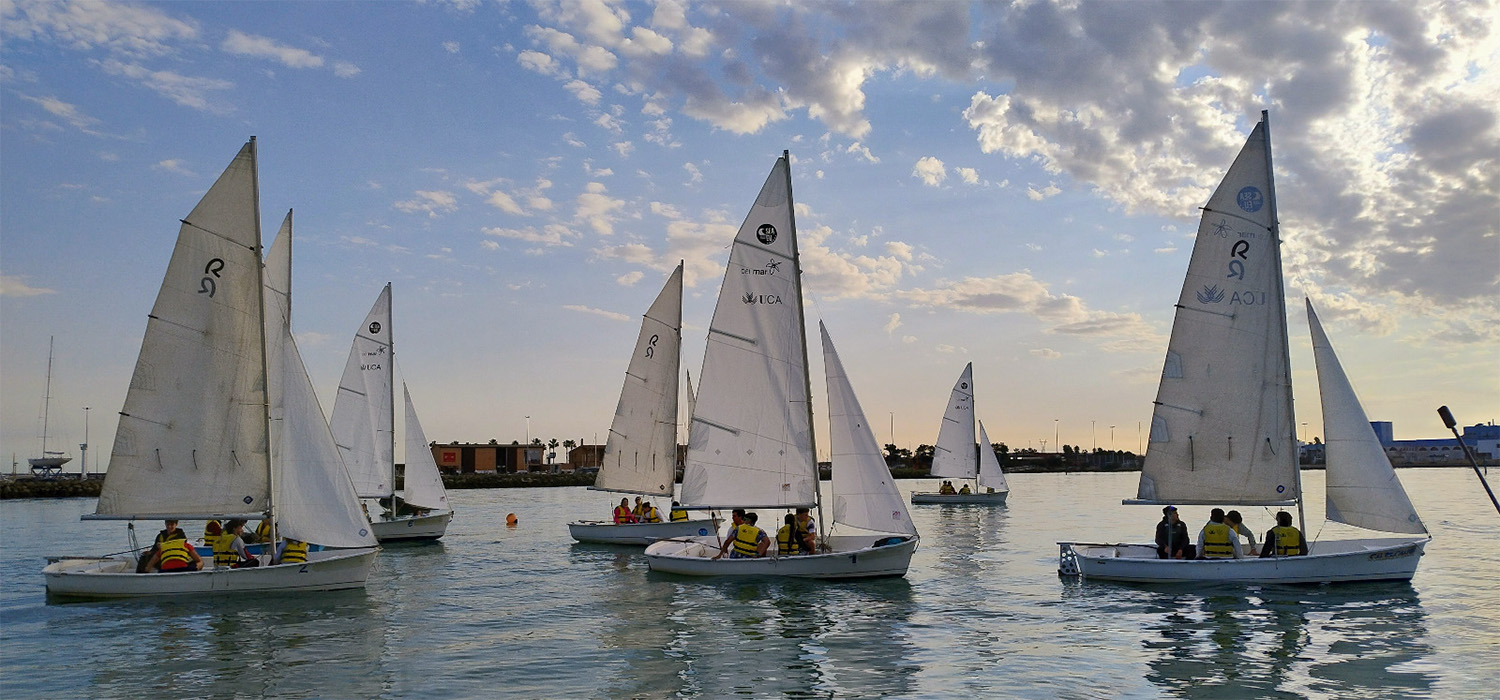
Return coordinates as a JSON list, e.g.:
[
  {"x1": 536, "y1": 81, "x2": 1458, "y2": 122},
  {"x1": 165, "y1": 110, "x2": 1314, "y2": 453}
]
[{"x1": 1155, "y1": 518, "x2": 1192, "y2": 559}]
